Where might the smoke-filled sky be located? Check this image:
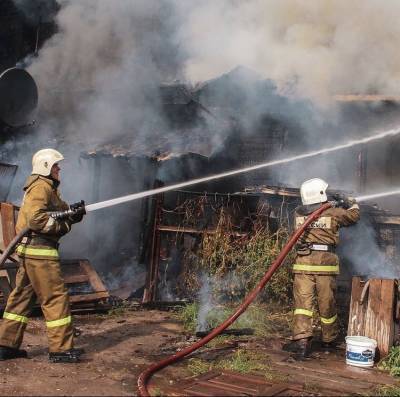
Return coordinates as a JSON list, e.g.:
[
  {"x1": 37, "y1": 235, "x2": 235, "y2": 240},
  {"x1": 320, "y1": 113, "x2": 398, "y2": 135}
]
[
  {"x1": 16, "y1": 0, "x2": 400, "y2": 140},
  {"x1": 179, "y1": 0, "x2": 400, "y2": 102}
]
